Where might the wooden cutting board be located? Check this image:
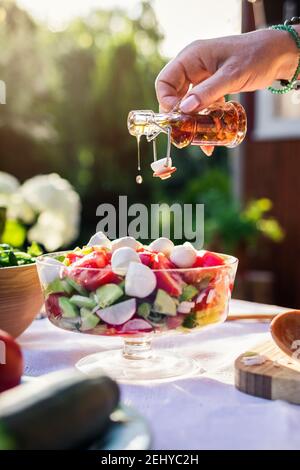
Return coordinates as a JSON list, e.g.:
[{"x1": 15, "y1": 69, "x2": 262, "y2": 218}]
[{"x1": 235, "y1": 340, "x2": 300, "y2": 405}]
